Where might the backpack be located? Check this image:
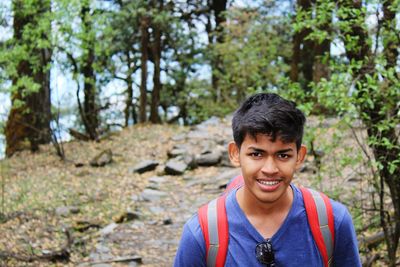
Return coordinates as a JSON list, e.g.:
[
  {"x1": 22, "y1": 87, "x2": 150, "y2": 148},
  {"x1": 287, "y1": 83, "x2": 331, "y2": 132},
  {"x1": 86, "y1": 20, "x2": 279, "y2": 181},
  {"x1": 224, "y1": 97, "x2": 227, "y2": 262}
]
[{"x1": 198, "y1": 175, "x2": 335, "y2": 267}]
